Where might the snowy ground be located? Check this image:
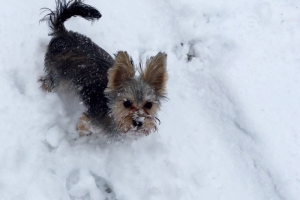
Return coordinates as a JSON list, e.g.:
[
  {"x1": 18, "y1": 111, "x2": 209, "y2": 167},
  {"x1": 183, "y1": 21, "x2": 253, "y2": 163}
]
[{"x1": 1, "y1": 0, "x2": 300, "y2": 199}]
